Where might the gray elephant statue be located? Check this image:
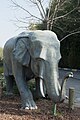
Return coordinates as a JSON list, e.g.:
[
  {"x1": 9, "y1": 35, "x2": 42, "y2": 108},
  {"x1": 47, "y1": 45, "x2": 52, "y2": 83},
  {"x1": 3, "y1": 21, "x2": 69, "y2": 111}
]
[{"x1": 3, "y1": 30, "x2": 71, "y2": 110}]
